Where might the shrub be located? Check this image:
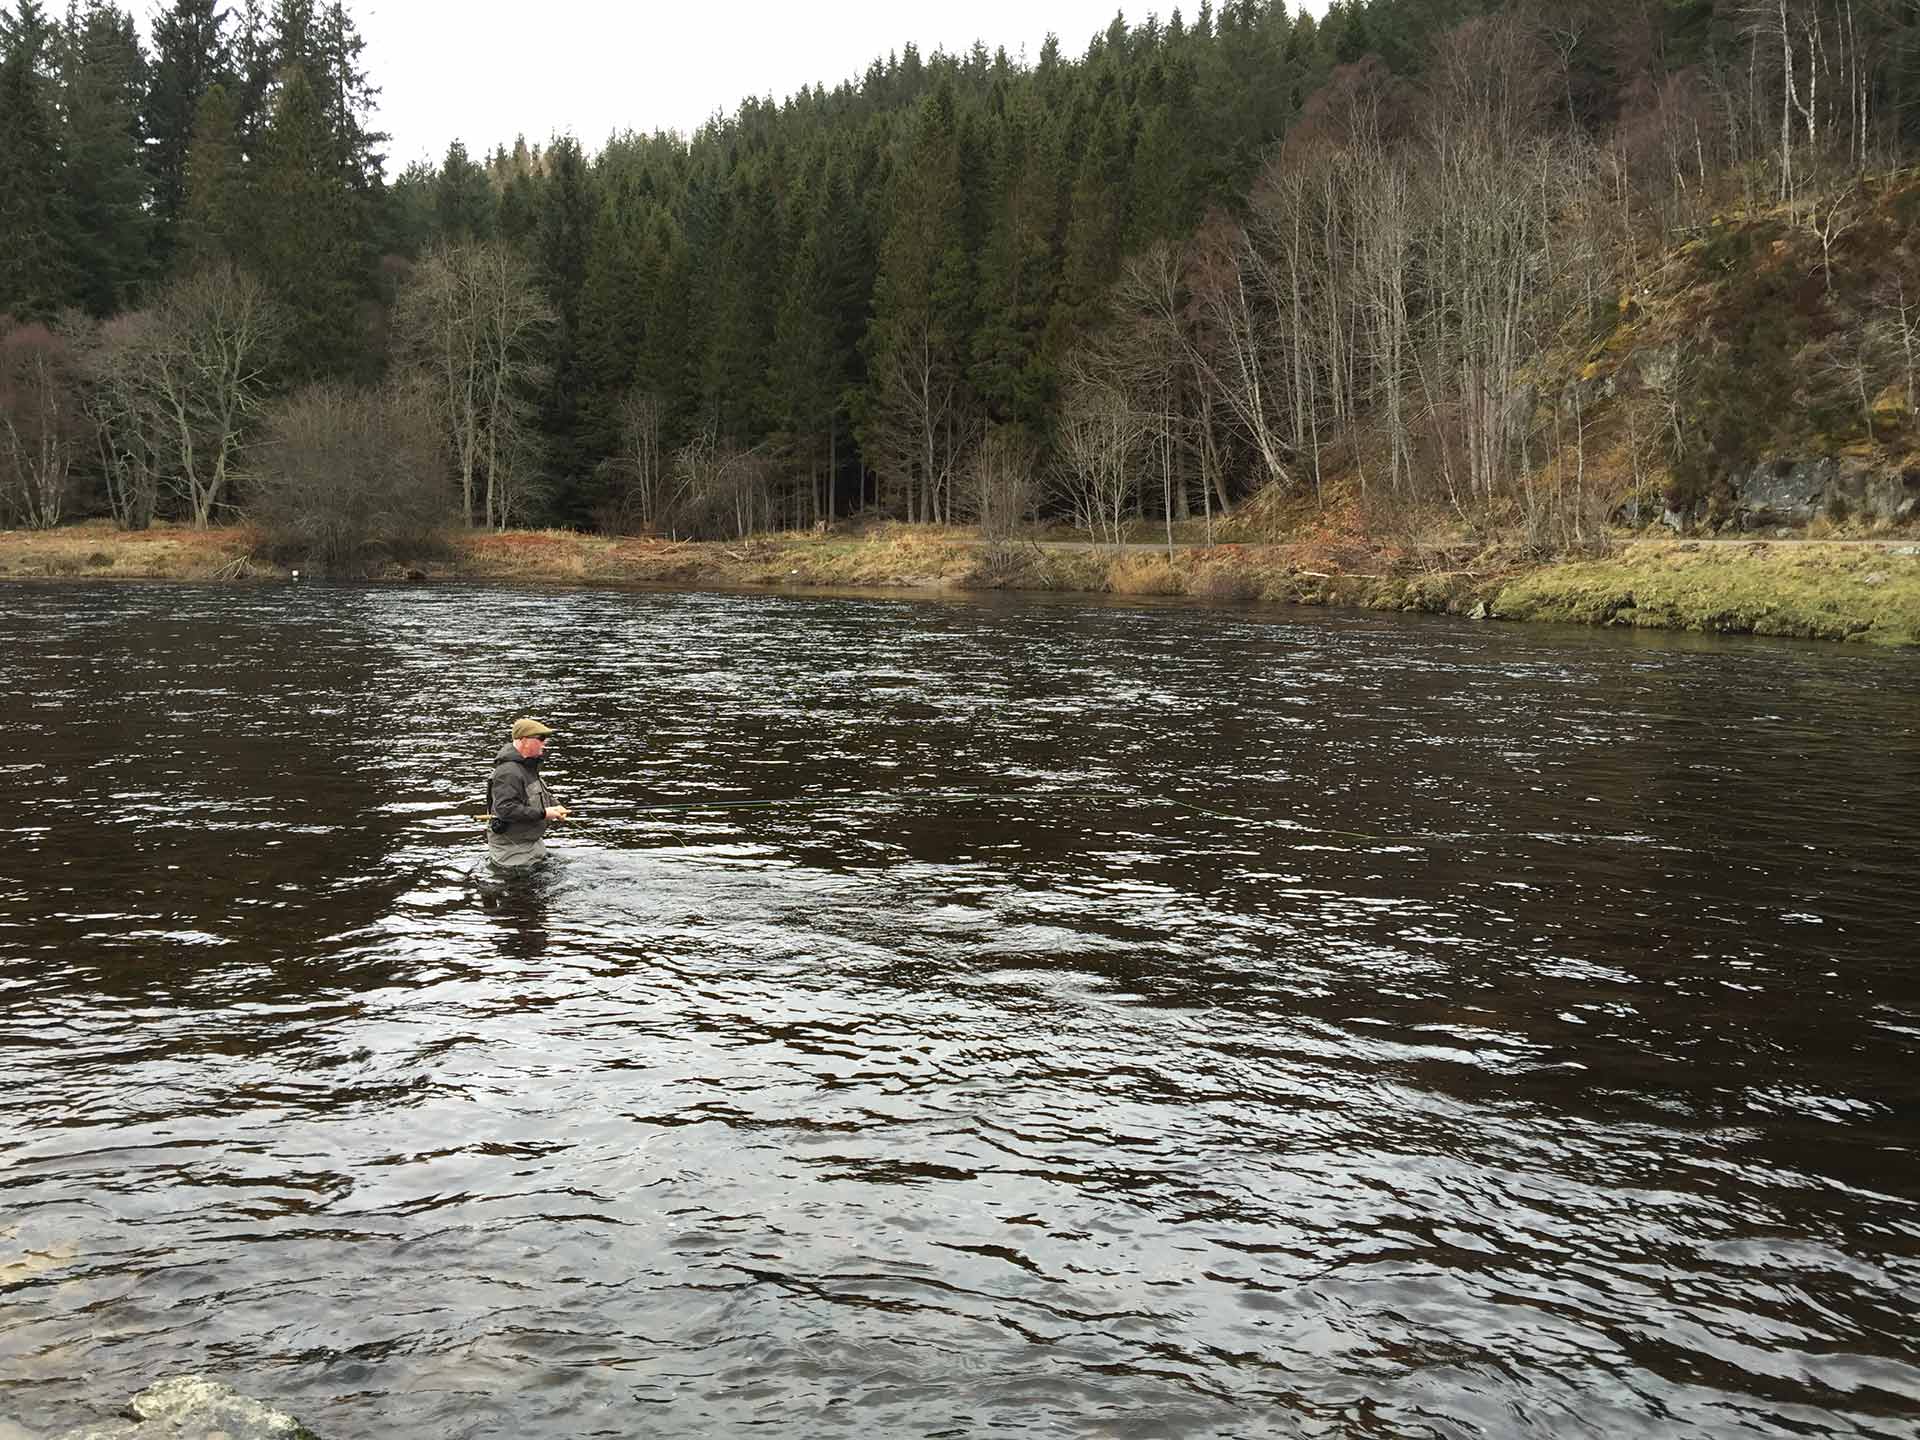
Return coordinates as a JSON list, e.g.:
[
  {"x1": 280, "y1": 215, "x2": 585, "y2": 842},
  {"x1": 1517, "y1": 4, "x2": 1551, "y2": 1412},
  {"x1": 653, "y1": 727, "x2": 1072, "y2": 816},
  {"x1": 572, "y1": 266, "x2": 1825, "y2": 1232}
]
[
  {"x1": 660, "y1": 427, "x2": 774, "y2": 539},
  {"x1": 249, "y1": 383, "x2": 454, "y2": 569}
]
